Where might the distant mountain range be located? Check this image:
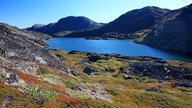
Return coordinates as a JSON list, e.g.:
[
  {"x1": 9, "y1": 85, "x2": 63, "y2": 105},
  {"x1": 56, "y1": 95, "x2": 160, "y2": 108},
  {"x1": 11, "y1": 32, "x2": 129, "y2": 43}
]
[
  {"x1": 26, "y1": 16, "x2": 105, "y2": 37},
  {"x1": 26, "y1": 3, "x2": 192, "y2": 53},
  {"x1": 65, "y1": 6, "x2": 170, "y2": 39}
]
